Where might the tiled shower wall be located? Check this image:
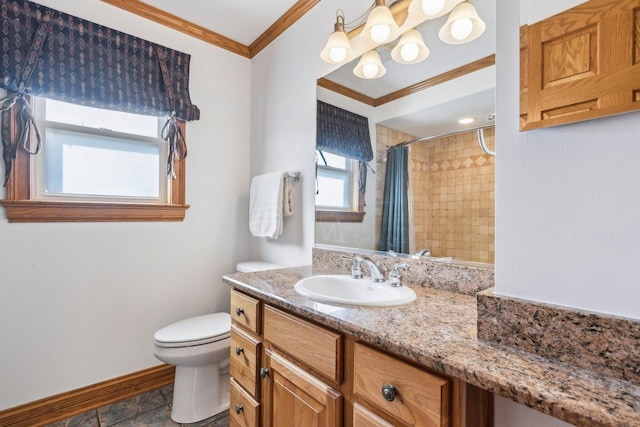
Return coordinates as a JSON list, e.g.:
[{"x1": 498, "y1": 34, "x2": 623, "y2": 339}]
[{"x1": 375, "y1": 125, "x2": 495, "y2": 263}]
